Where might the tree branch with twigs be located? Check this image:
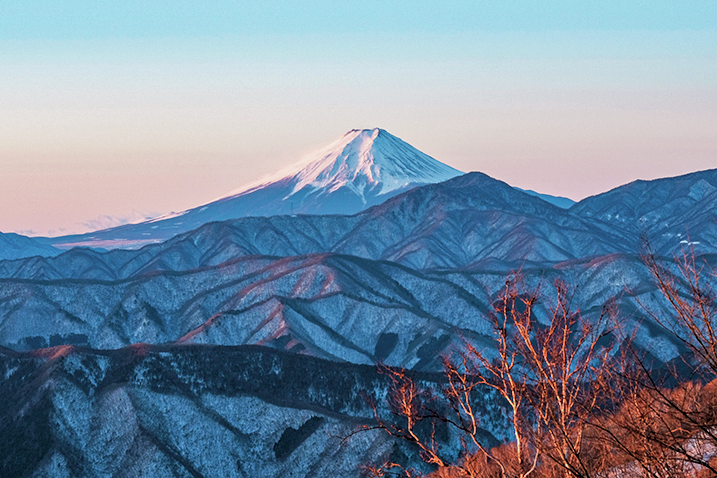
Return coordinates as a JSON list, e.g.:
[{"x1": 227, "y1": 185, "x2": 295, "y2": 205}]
[{"x1": 359, "y1": 274, "x2": 617, "y2": 478}]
